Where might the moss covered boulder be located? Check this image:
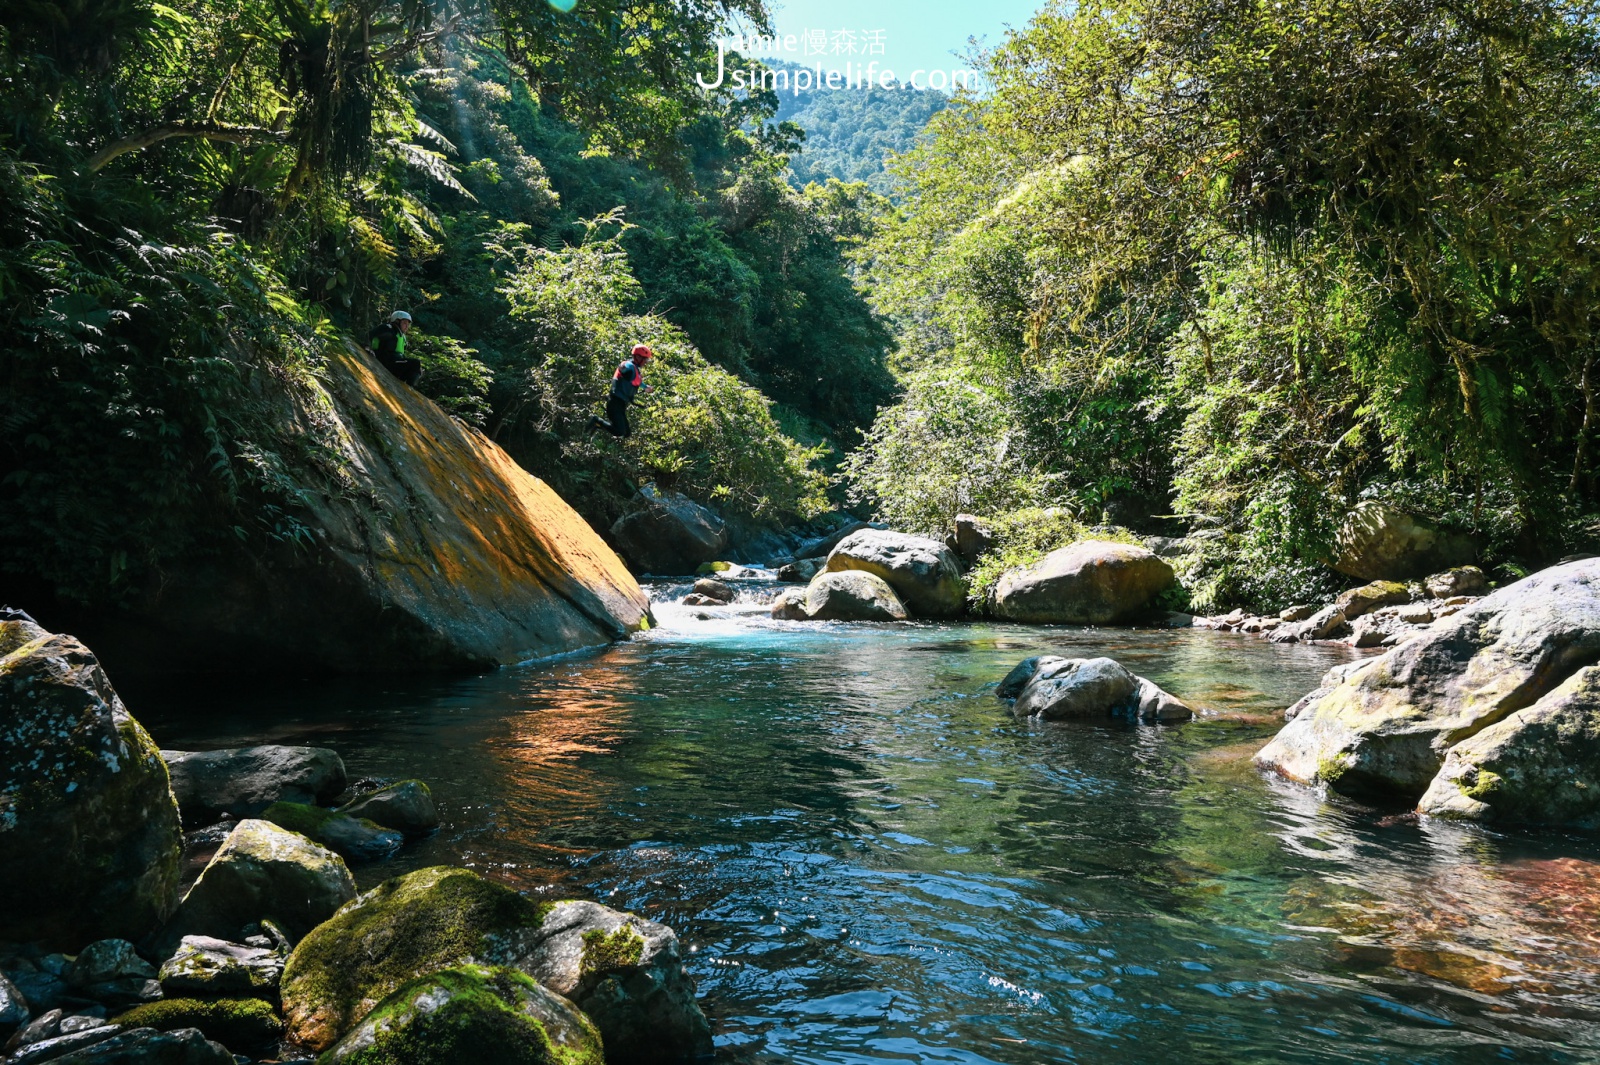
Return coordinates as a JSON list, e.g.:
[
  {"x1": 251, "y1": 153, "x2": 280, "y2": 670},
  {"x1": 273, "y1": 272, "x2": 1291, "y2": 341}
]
[
  {"x1": 318, "y1": 965, "x2": 601, "y2": 1065},
  {"x1": 160, "y1": 820, "x2": 356, "y2": 953},
  {"x1": 824, "y1": 530, "x2": 965, "y2": 618},
  {"x1": 1335, "y1": 580, "x2": 1412, "y2": 620},
  {"x1": 261, "y1": 802, "x2": 403, "y2": 862},
  {"x1": 1257, "y1": 558, "x2": 1600, "y2": 799},
  {"x1": 158, "y1": 936, "x2": 285, "y2": 997},
  {"x1": 112, "y1": 997, "x2": 281, "y2": 1051},
  {"x1": 282, "y1": 867, "x2": 712, "y2": 1062},
  {"x1": 280, "y1": 866, "x2": 550, "y2": 1051},
  {"x1": 1418, "y1": 666, "x2": 1600, "y2": 825},
  {"x1": 337, "y1": 781, "x2": 439, "y2": 836},
  {"x1": 991, "y1": 541, "x2": 1174, "y2": 625},
  {"x1": 0, "y1": 613, "x2": 183, "y2": 948}
]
